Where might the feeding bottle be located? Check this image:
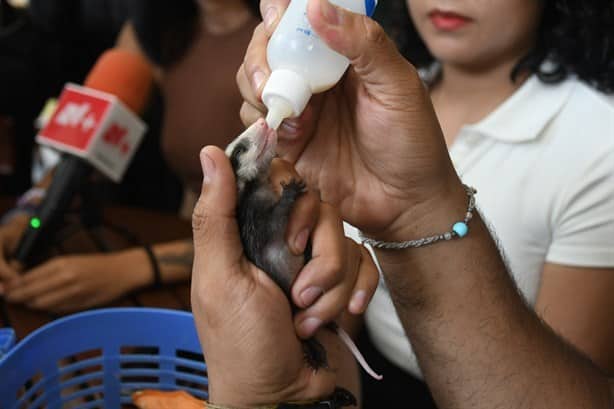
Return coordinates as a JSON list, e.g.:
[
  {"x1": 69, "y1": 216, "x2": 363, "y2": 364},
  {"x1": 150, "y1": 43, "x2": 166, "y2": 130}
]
[{"x1": 263, "y1": 0, "x2": 378, "y2": 129}]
